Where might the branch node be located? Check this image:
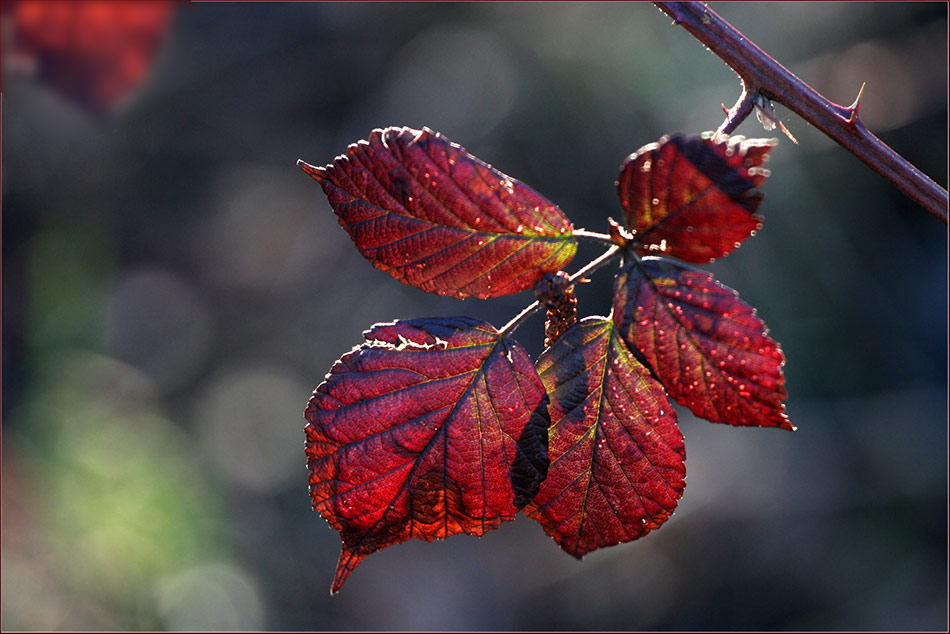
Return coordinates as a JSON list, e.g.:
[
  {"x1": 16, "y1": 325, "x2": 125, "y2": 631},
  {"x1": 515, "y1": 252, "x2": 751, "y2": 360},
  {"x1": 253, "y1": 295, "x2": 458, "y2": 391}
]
[
  {"x1": 847, "y1": 81, "x2": 866, "y2": 125},
  {"x1": 714, "y1": 89, "x2": 756, "y2": 140},
  {"x1": 607, "y1": 217, "x2": 634, "y2": 247}
]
